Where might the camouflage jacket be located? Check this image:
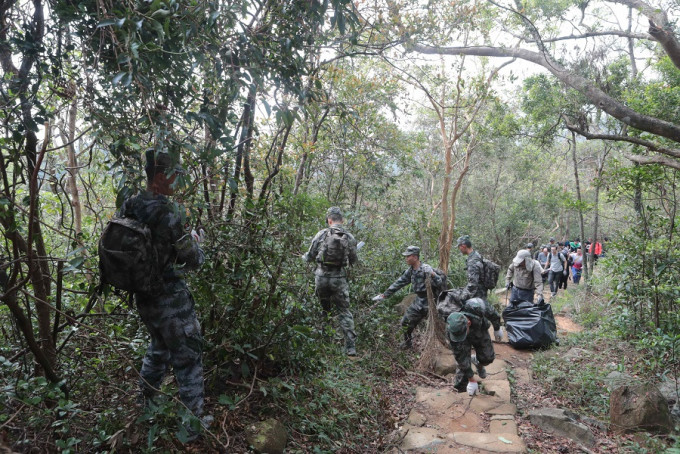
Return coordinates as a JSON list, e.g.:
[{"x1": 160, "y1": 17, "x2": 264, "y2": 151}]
[
  {"x1": 119, "y1": 191, "x2": 204, "y2": 284},
  {"x1": 457, "y1": 250, "x2": 486, "y2": 301},
  {"x1": 303, "y1": 224, "x2": 358, "y2": 277},
  {"x1": 460, "y1": 298, "x2": 501, "y2": 332},
  {"x1": 383, "y1": 263, "x2": 442, "y2": 298}
]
